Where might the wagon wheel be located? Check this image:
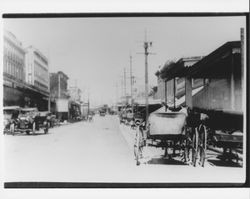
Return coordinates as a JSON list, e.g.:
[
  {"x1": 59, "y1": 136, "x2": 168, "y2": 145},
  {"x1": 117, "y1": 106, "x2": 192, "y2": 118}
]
[
  {"x1": 134, "y1": 127, "x2": 143, "y2": 166},
  {"x1": 44, "y1": 124, "x2": 49, "y2": 134},
  {"x1": 32, "y1": 122, "x2": 36, "y2": 134},
  {"x1": 192, "y1": 127, "x2": 199, "y2": 167},
  {"x1": 198, "y1": 124, "x2": 207, "y2": 167},
  {"x1": 183, "y1": 127, "x2": 195, "y2": 164},
  {"x1": 10, "y1": 123, "x2": 15, "y2": 135}
]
